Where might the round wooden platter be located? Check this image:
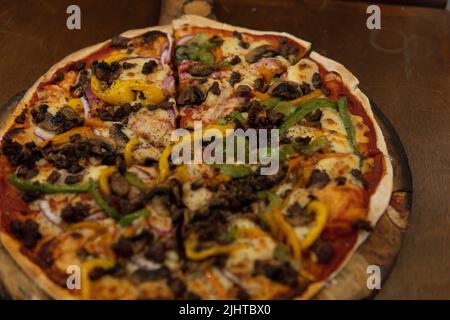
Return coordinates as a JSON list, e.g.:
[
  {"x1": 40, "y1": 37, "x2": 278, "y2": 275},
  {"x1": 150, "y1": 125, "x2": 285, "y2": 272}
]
[{"x1": 0, "y1": 92, "x2": 412, "y2": 300}]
